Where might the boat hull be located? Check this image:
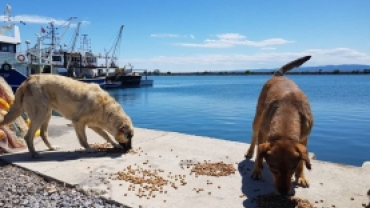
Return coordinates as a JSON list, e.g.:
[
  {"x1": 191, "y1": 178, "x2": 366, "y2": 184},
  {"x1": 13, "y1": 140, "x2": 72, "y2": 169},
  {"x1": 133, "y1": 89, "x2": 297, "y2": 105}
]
[
  {"x1": 105, "y1": 75, "x2": 143, "y2": 87},
  {"x1": 100, "y1": 83, "x2": 121, "y2": 89},
  {"x1": 0, "y1": 68, "x2": 28, "y2": 93},
  {"x1": 76, "y1": 77, "x2": 106, "y2": 84},
  {"x1": 0, "y1": 68, "x2": 153, "y2": 93}
]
